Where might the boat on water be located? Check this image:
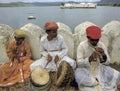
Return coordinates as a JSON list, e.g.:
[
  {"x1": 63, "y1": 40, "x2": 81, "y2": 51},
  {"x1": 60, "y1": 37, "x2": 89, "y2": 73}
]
[
  {"x1": 28, "y1": 16, "x2": 36, "y2": 19},
  {"x1": 60, "y1": 2, "x2": 97, "y2": 9}
]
